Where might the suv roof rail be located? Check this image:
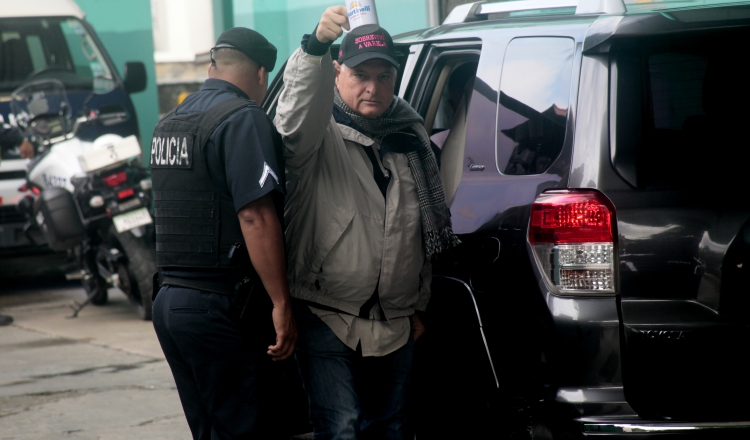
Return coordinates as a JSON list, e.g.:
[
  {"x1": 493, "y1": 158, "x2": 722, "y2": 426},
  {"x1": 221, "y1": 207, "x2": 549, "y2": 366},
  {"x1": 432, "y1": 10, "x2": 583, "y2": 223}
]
[{"x1": 442, "y1": 0, "x2": 626, "y2": 24}]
